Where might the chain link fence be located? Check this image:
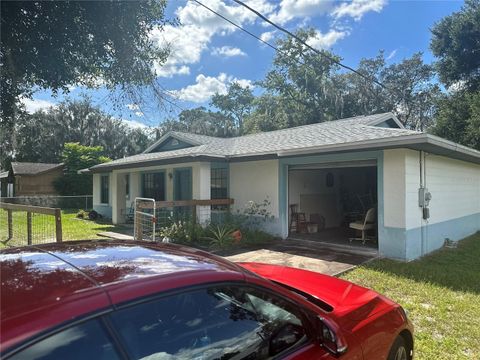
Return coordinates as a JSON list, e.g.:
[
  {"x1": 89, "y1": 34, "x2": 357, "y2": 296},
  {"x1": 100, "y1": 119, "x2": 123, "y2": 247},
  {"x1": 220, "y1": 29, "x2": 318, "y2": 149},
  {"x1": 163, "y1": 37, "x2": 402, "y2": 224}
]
[{"x1": 0, "y1": 195, "x2": 93, "y2": 211}]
